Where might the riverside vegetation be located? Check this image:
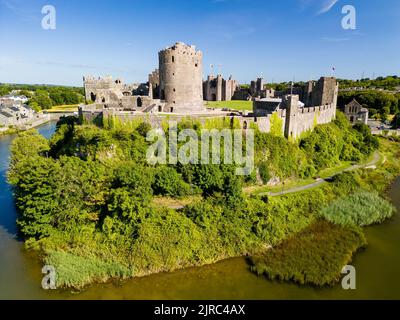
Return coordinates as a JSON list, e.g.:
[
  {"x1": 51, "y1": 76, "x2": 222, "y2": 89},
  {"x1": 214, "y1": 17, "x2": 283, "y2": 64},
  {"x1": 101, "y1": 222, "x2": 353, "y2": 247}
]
[{"x1": 7, "y1": 112, "x2": 400, "y2": 289}]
